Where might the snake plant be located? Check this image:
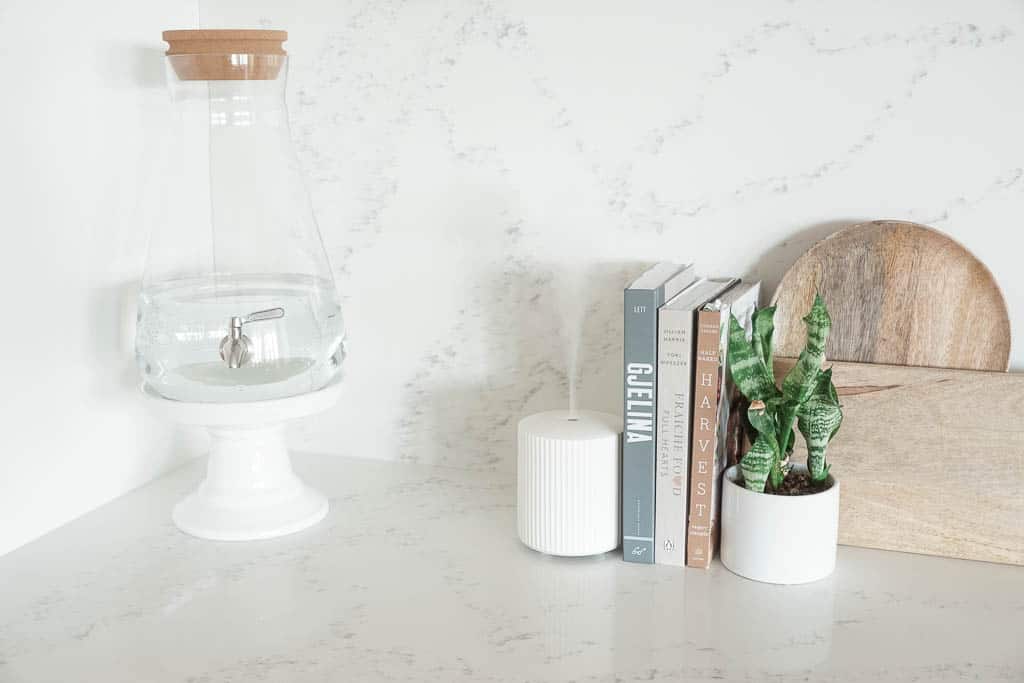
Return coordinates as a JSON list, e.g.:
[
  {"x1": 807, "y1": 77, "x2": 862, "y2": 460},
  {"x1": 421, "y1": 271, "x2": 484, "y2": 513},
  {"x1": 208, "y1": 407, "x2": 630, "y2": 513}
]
[{"x1": 727, "y1": 295, "x2": 842, "y2": 492}]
